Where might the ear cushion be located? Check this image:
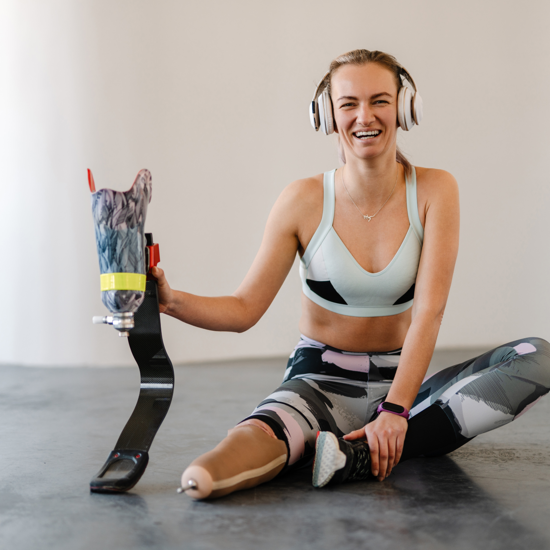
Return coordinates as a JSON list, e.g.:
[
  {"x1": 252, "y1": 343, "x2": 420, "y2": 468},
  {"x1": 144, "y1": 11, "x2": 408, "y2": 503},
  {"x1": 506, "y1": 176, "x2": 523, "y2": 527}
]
[
  {"x1": 318, "y1": 89, "x2": 334, "y2": 135},
  {"x1": 397, "y1": 86, "x2": 414, "y2": 131},
  {"x1": 309, "y1": 100, "x2": 320, "y2": 131},
  {"x1": 412, "y1": 92, "x2": 423, "y2": 125}
]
